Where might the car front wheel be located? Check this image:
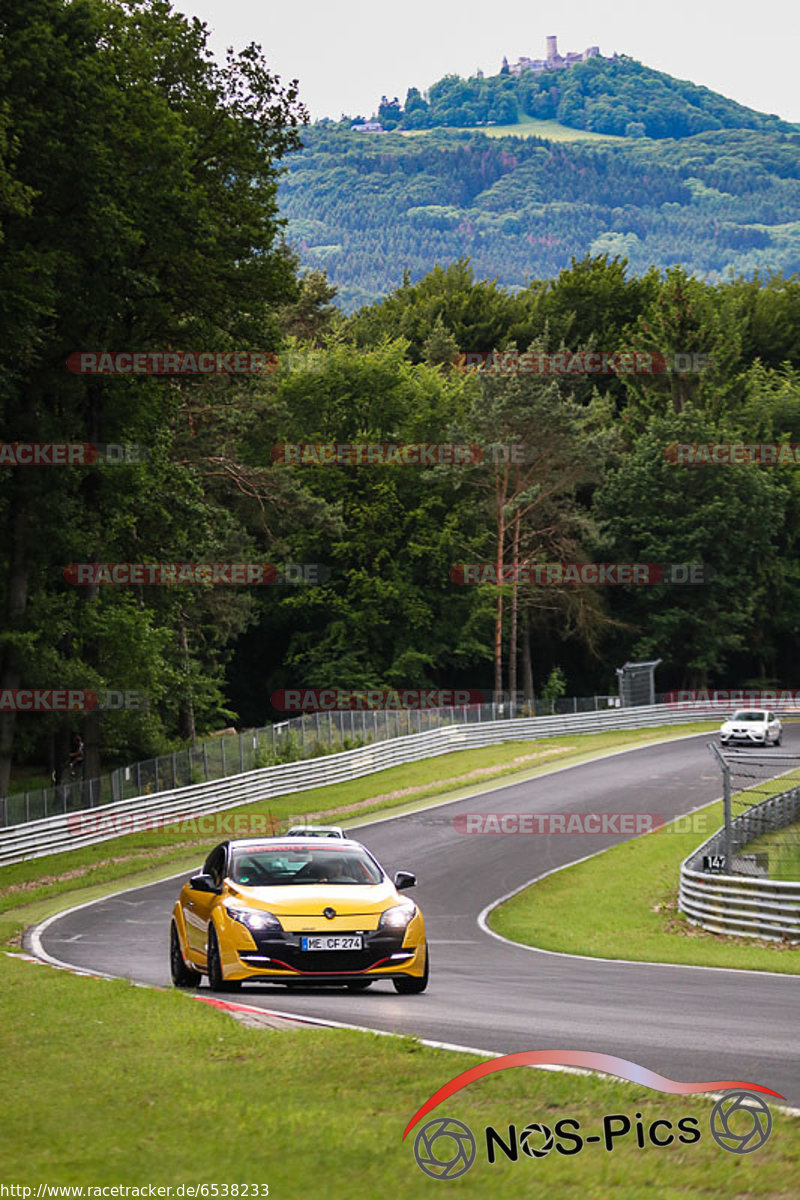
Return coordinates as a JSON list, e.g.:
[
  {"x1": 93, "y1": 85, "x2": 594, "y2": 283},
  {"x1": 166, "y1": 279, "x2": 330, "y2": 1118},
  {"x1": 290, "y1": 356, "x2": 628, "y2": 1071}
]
[
  {"x1": 170, "y1": 923, "x2": 201, "y2": 989},
  {"x1": 207, "y1": 926, "x2": 241, "y2": 993},
  {"x1": 393, "y1": 947, "x2": 429, "y2": 994}
]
